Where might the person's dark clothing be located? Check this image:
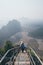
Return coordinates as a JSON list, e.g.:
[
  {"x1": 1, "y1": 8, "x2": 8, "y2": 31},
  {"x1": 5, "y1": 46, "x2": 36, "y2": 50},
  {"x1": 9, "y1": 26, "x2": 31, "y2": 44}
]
[{"x1": 21, "y1": 43, "x2": 26, "y2": 52}]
